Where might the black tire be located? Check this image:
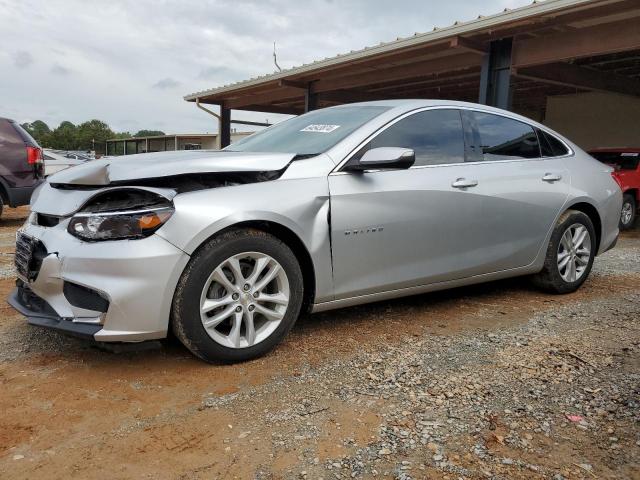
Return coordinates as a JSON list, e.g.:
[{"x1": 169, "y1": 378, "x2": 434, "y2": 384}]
[
  {"x1": 619, "y1": 193, "x2": 636, "y2": 230},
  {"x1": 0, "y1": 196, "x2": 4, "y2": 218},
  {"x1": 532, "y1": 210, "x2": 596, "y2": 294},
  {"x1": 171, "y1": 228, "x2": 304, "y2": 363}
]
